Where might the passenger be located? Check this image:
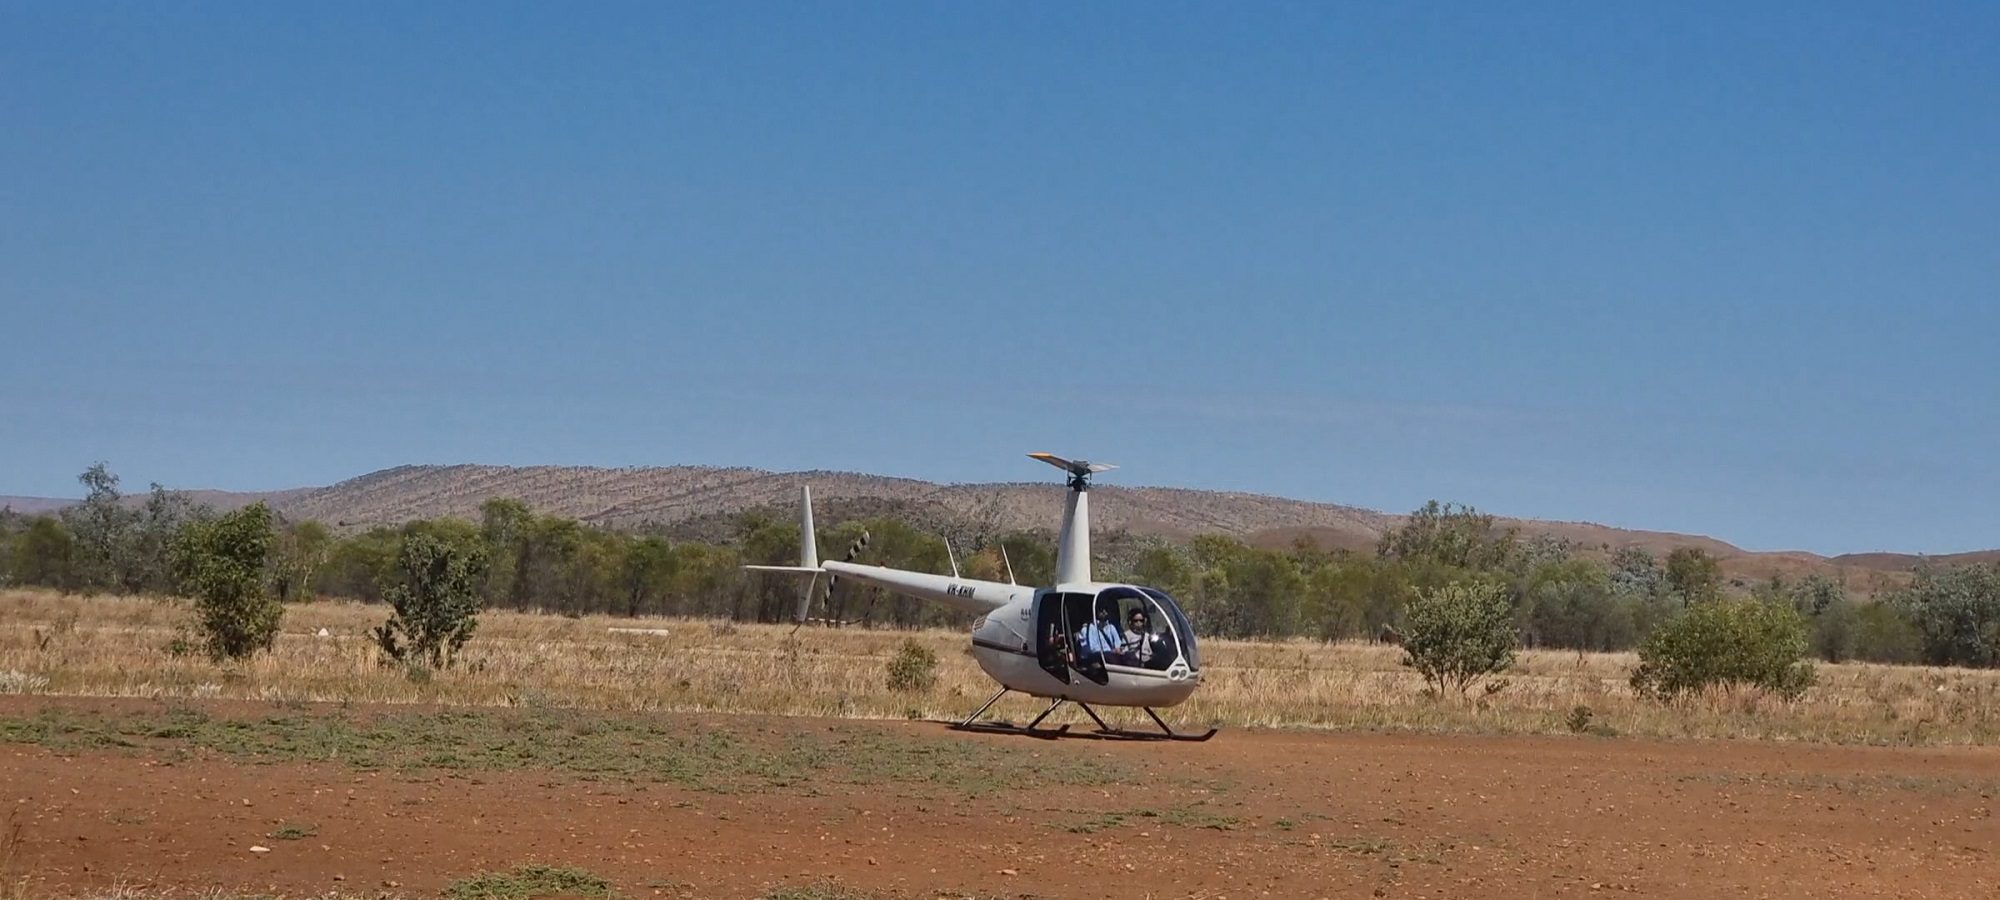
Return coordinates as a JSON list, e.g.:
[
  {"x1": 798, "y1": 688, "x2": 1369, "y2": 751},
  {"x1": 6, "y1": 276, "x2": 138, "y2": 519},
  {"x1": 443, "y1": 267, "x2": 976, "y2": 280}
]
[
  {"x1": 1075, "y1": 603, "x2": 1124, "y2": 661},
  {"x1": 1123, "y1": 608, "x2": 1168, "y2": 667},
  {"x1": 1046, "y1": 624, "x2": 1074, "y2": 666}
]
